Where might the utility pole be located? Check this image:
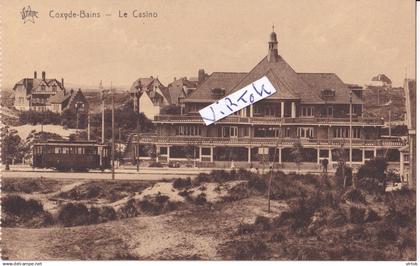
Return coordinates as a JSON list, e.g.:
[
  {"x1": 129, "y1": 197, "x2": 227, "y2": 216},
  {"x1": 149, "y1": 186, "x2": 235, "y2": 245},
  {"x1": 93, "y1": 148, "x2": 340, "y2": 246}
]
[
  {"x1": 388, "y1": 108, "x2": 392, "y2": 137},
  {"x1": 100, "y1": 81, "x2": 105, "y2": 144},
  {"x1": 111, "y1": 83, "x2": 115, "y2": 180},
  {"x1": 87, "y1": 112, "x2": 91, "y2": 141},
  {"x1": 349, "y1": 90, "x2": 353, "y2": 168},
  {"x1": 268, "y1": 125, "x2": 281, "y2": 213}
]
